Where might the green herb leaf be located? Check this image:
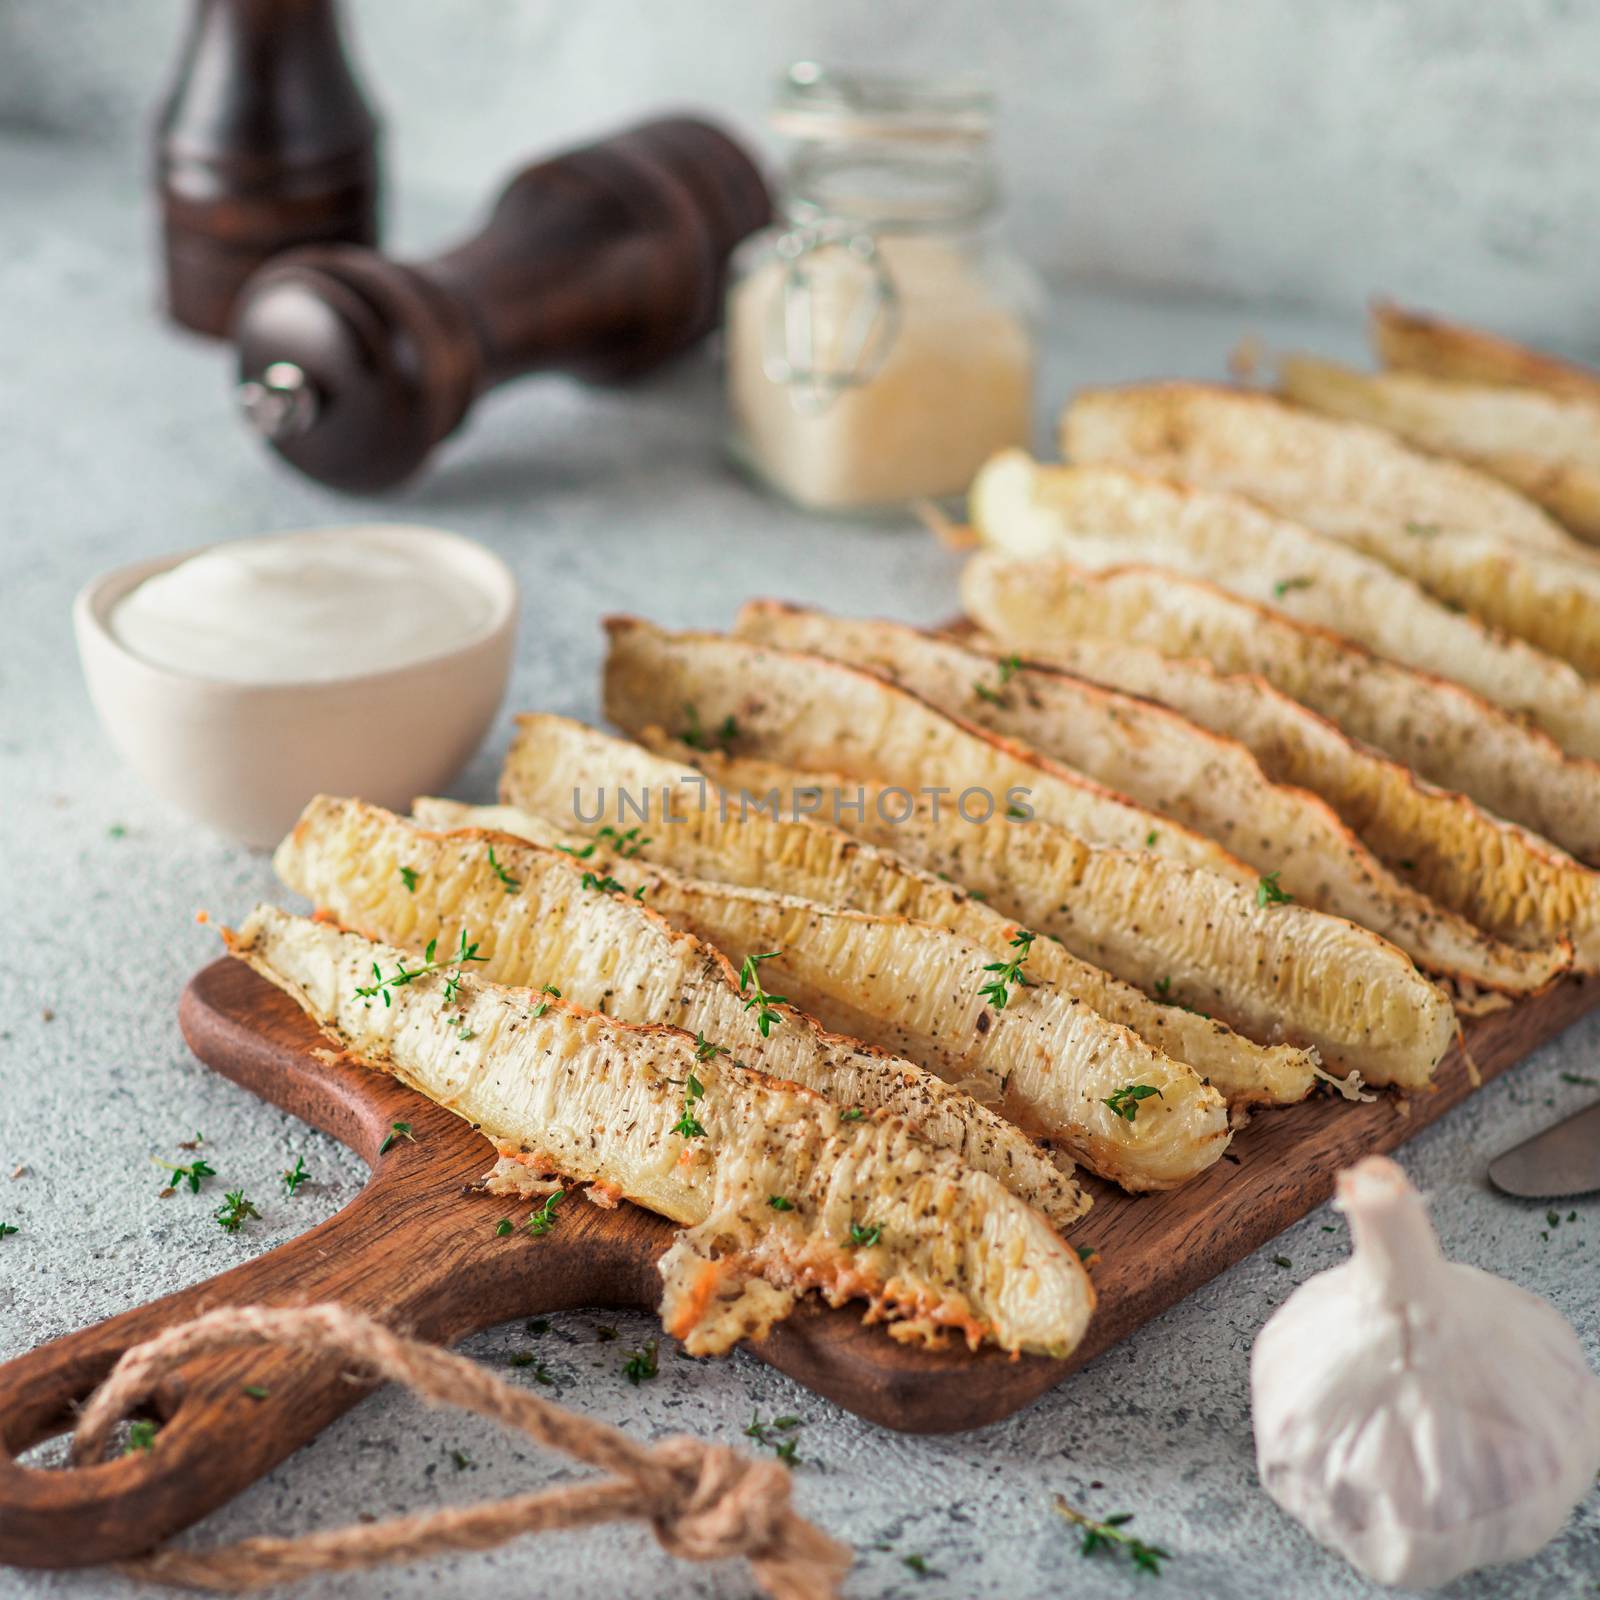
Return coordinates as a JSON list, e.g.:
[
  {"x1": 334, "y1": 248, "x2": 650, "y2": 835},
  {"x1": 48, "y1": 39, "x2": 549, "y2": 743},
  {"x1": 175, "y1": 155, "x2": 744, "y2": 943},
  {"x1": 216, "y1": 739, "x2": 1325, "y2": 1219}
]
[
  {"x1": 902, "y1": 1553, "x2": 942, "y2": 1578},
  {"x1": 487, "y1": 845, "x2": 521, "y2": 894},
  {"x1": 153, "y1": 1155, "x2": 216, "y2": 1194},
  {"x1": 1272, "y1": 1254, "x2": 1293, "y2": 1269},
  {"x1": 0, "y1": 1222, "x2": 18, "y2": 1240},
  {"x1": 1055, "y1": 1496, "x2": 1171, "y2": 1575},
  {"x1": 623, "y1": 1340, "x2": 659, "y2": 1385},
  {"x1": 738, "y1": 950, "x2": 788, "y2": 1035},
  {"x1": 399, "y1": 865, "x2": 419, "y2": 893},
  {"x1": 281, "y1": 1154, "x2": 308, "y2": 1196},
  {"x1": 243, "y1": 1384, "x2": 270, "y2": 1400},
  {"x1": 378, "y1": 1120, "x2": 416, "y2": 1156},
  {"x1": 679, "y1": 702, "x2": 740, "y2": 751},
  {"x1": 848, "y1": 1220, "x2": 883, "y2": 1248},
  {"x1": 840, "y1": 1107, "x2": 865, "y2": 1122},
  {"x1": 125, "y1": 1419, "x2": 159, "y2": 1454},
  {"x1": 979, "y1": 929, "x2": 1036, "y2": 1010},
  {"x1": 355, "y1": 928, "x2": 487, "y2": 1006},
  {"x1": 1255, "y1": 870, "x2": 1294, "y2": 907},
  {"x1": 1101, "y1": 1083, "x2": 1163, "y2": 1122},
  {"x1": 768, "y1": 1195, "x2": 795, "y2": 1211},
  {"x1": 214, "y1": 1190, "x2": 260, "y2": 1233},
  {"x1": 525, "y1": 1189, "x2": 565, "y2": 1236},
  {"x1": 1272, "y1": 575, "x2": 1315, "y2": 598}
]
